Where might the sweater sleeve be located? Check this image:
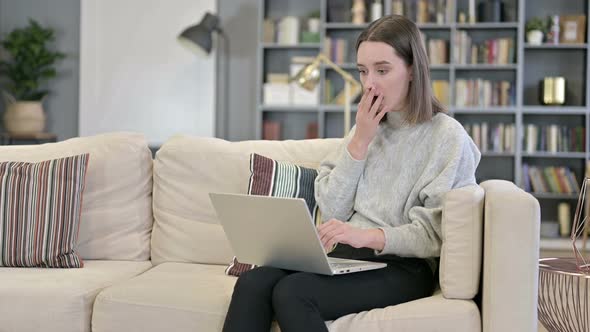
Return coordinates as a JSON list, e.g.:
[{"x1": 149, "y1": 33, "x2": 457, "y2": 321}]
[
  {"x1": 315, "y1": 126, "x2": 367, "y2": 222},
  {"x1": 378, "y1": 130, "x2": 481, "y2": 258}
]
